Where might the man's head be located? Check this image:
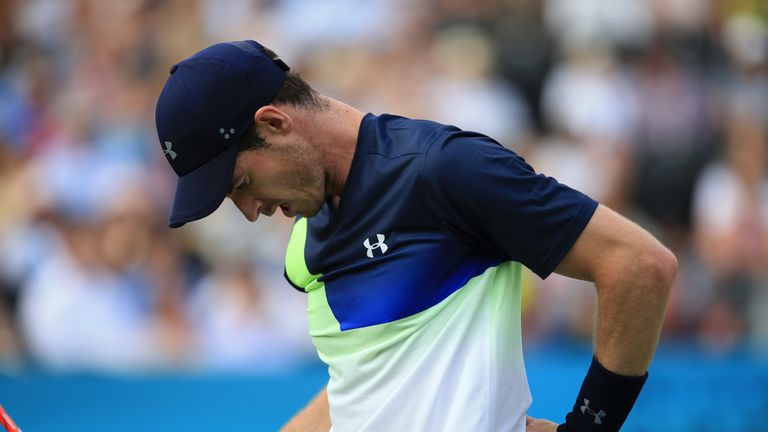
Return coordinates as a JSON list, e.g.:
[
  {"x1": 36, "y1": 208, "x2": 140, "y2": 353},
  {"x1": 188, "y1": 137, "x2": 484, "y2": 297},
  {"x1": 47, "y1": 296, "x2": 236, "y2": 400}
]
[
  {"x1": 155, "y1": 40, "x2": 324, "y2": 228},
  {"x1": 226, "y1": 102, "x2": 328, "y2": 222}
]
